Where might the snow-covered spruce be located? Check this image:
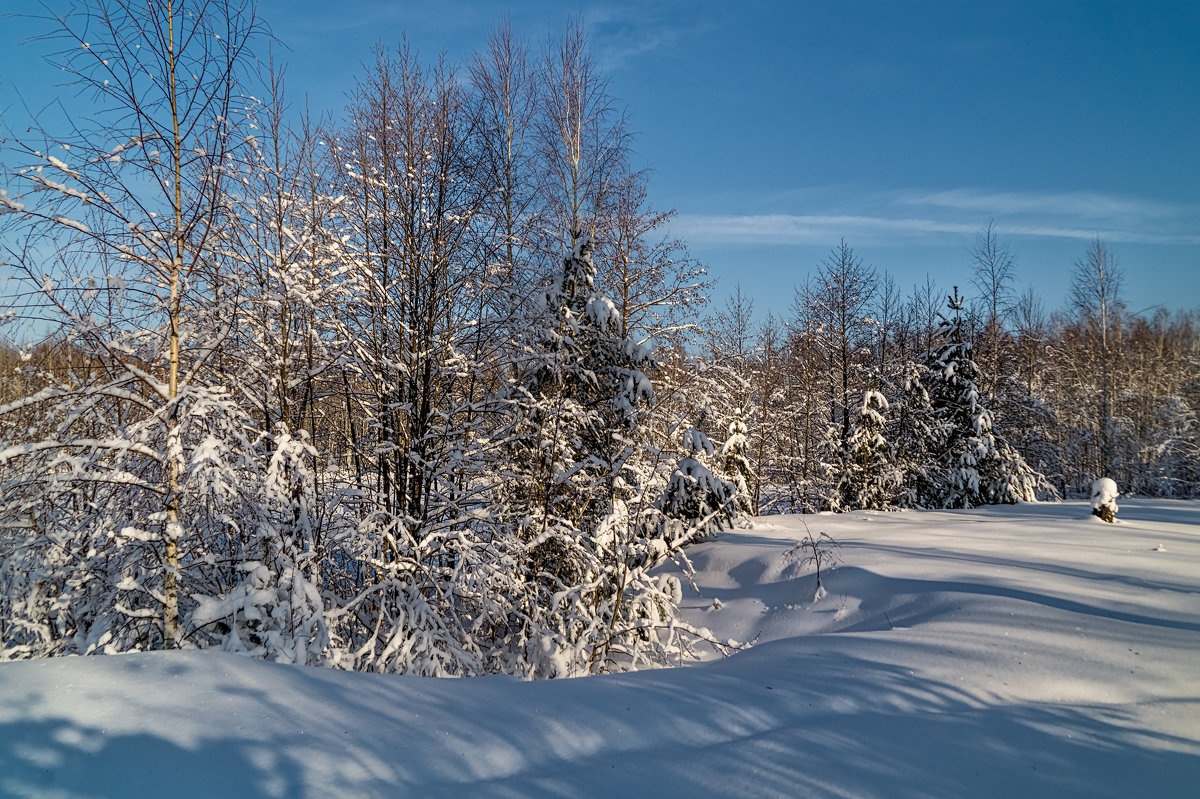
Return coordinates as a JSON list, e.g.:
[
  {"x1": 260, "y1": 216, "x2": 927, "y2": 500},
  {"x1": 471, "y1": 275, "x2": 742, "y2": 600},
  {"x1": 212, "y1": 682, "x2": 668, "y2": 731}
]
[
  {"x1": 835, "y1": 389, "x2": 902, "y2": 511},
  {"x1": 908, "y1": 287, "x2": 1045, "y2": 508},
  {"x1": 489, "y1": 232, "x2": 721, "y2": 677},
  {"x1": 720, "y1": 410, "x2": 757, "y2": 516},
  {"x1": 659, "y1": 425, "x2": 737, "y2": 542}
]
